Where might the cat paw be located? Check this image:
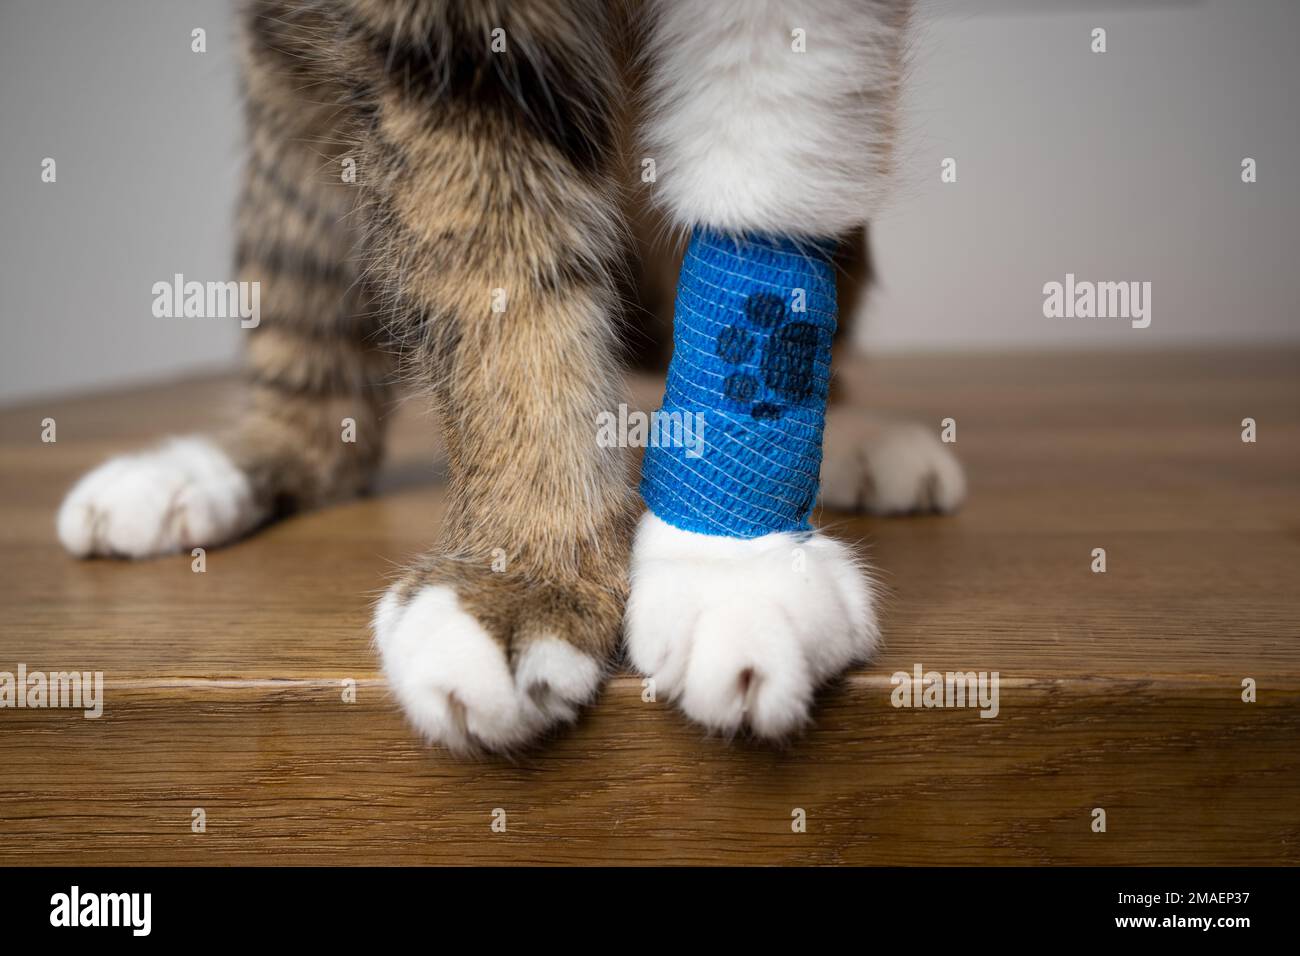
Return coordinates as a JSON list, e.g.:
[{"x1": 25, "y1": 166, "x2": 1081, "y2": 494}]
[
  {"x1": 820, "y1": 417, "x2": 965, "y2": 515},
  {"x1": 57, "y1": 437, "x2": 262, "y2": 558},
  {"x1": 625, "y1": 512, "x2": 878, "y2": 740},
  {"x1": 373, "y1": 565, "x2": 620, "y2": 753}
]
